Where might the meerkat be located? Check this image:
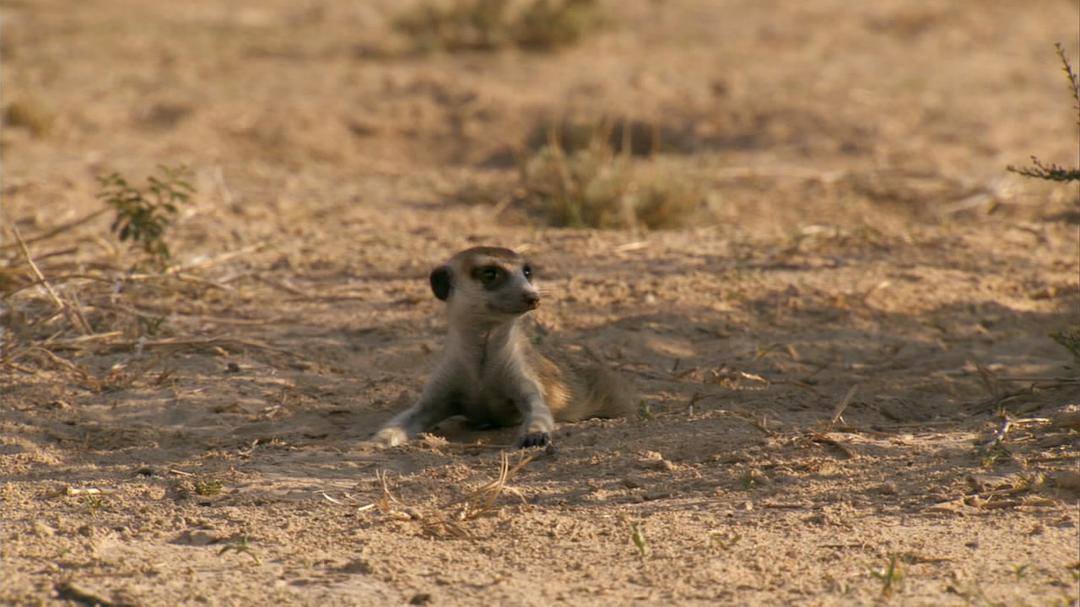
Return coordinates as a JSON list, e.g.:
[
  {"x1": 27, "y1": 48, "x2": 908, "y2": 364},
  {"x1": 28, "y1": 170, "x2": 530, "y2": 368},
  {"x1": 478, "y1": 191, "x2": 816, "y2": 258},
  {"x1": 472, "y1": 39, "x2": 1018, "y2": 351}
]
[{"x1": 372, "y1": 246, "x2": 634, "y2": 449}]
